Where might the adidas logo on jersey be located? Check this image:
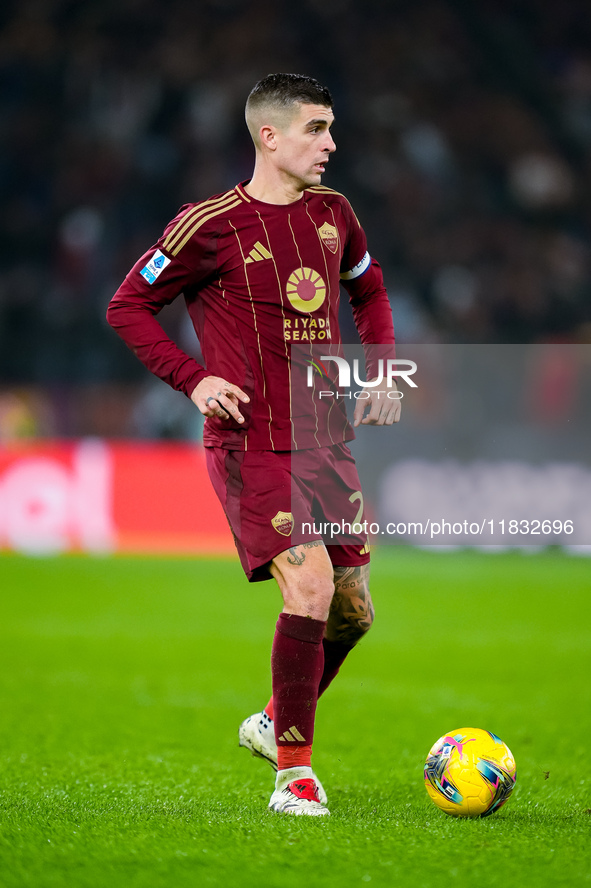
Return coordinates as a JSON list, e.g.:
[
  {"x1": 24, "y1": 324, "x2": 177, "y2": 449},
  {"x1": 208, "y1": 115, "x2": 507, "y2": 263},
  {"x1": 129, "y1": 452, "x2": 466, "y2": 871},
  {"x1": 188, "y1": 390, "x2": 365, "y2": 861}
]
[{"x1": 245, "y1": 241, "x2": 273, "y2": 264}]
